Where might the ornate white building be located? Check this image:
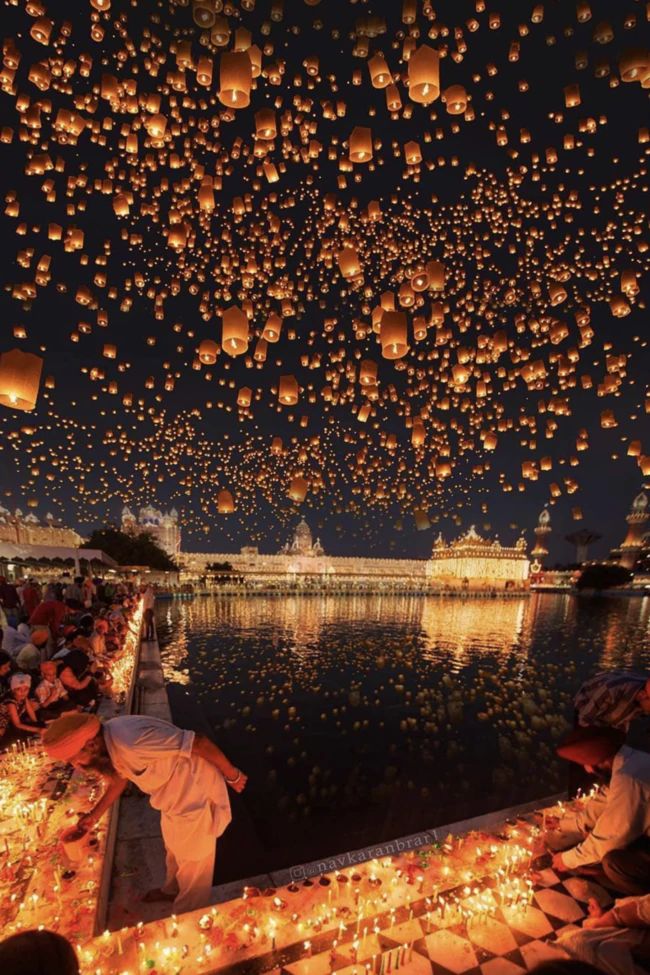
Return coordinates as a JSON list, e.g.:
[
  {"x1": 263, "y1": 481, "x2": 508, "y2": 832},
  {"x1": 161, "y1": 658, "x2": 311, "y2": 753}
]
[
  {"x1": 278, "y1": 517, "x2": 324, "y2": 557},
  {"x1": 181, "y1": 519, "x2": 530, "y2": 591},
  {"x1": 0, "y1": 506, "x2": 83, "y2": 548},
  {"x1": 121, "y1": 504, "x2": 181, "y2": 558},
  {"x1": 426, "y1": 525, "x2": 530, "y2": 588}
]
